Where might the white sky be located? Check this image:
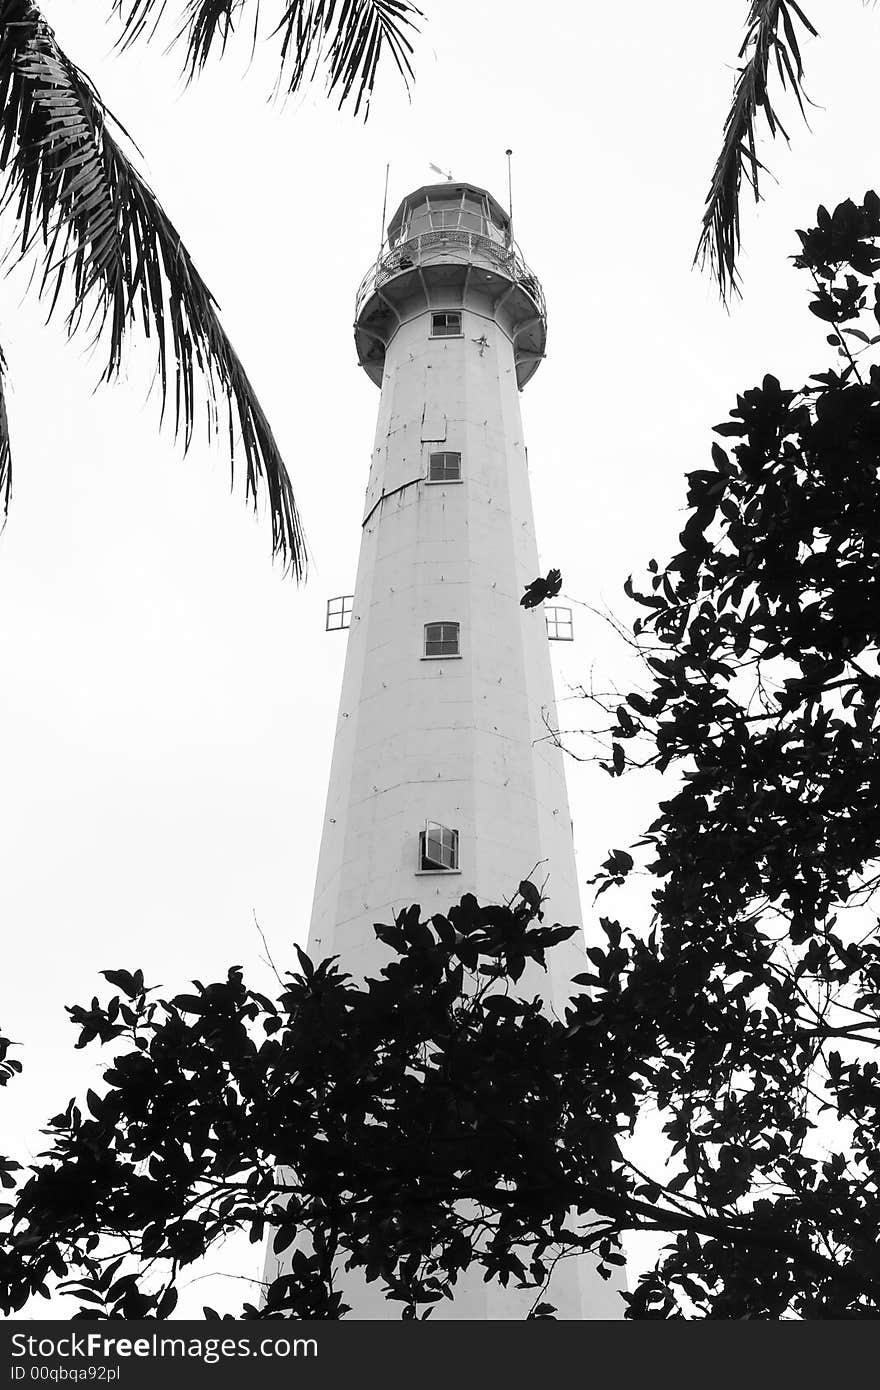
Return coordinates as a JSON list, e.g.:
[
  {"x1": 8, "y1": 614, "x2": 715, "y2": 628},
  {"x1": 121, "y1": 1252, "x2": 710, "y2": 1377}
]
[{"x1": 1, "y1": 0, "x2": 877, "y2": 1316}]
